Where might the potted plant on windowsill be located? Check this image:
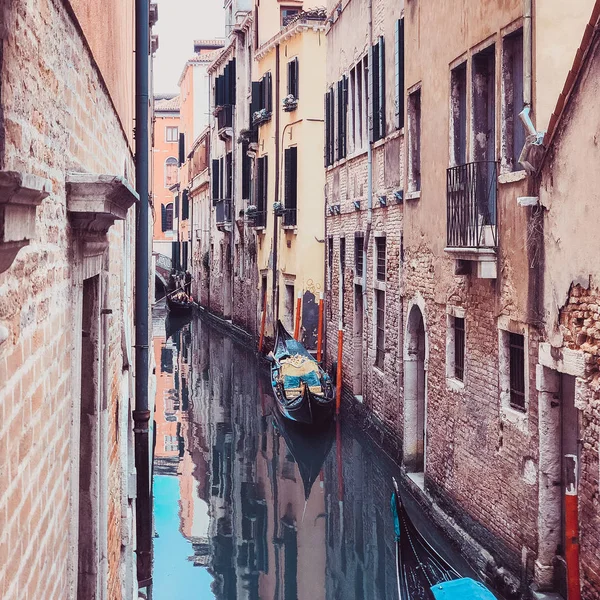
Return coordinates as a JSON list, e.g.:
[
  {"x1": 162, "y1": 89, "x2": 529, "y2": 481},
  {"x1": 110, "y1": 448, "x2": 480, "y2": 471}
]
[
  {"x1": 253, "y1": 108, "x2": 272, "y2": 126},
  {"x1": 282, "y1": 94, "x2": 298, "y2": 112}
]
